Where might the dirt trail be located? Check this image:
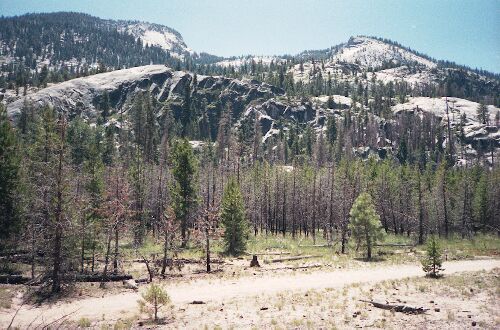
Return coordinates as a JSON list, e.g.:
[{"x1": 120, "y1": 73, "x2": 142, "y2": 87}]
[{"x1": 1, "y1": 259, "x2": 499, "y2": 328}]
